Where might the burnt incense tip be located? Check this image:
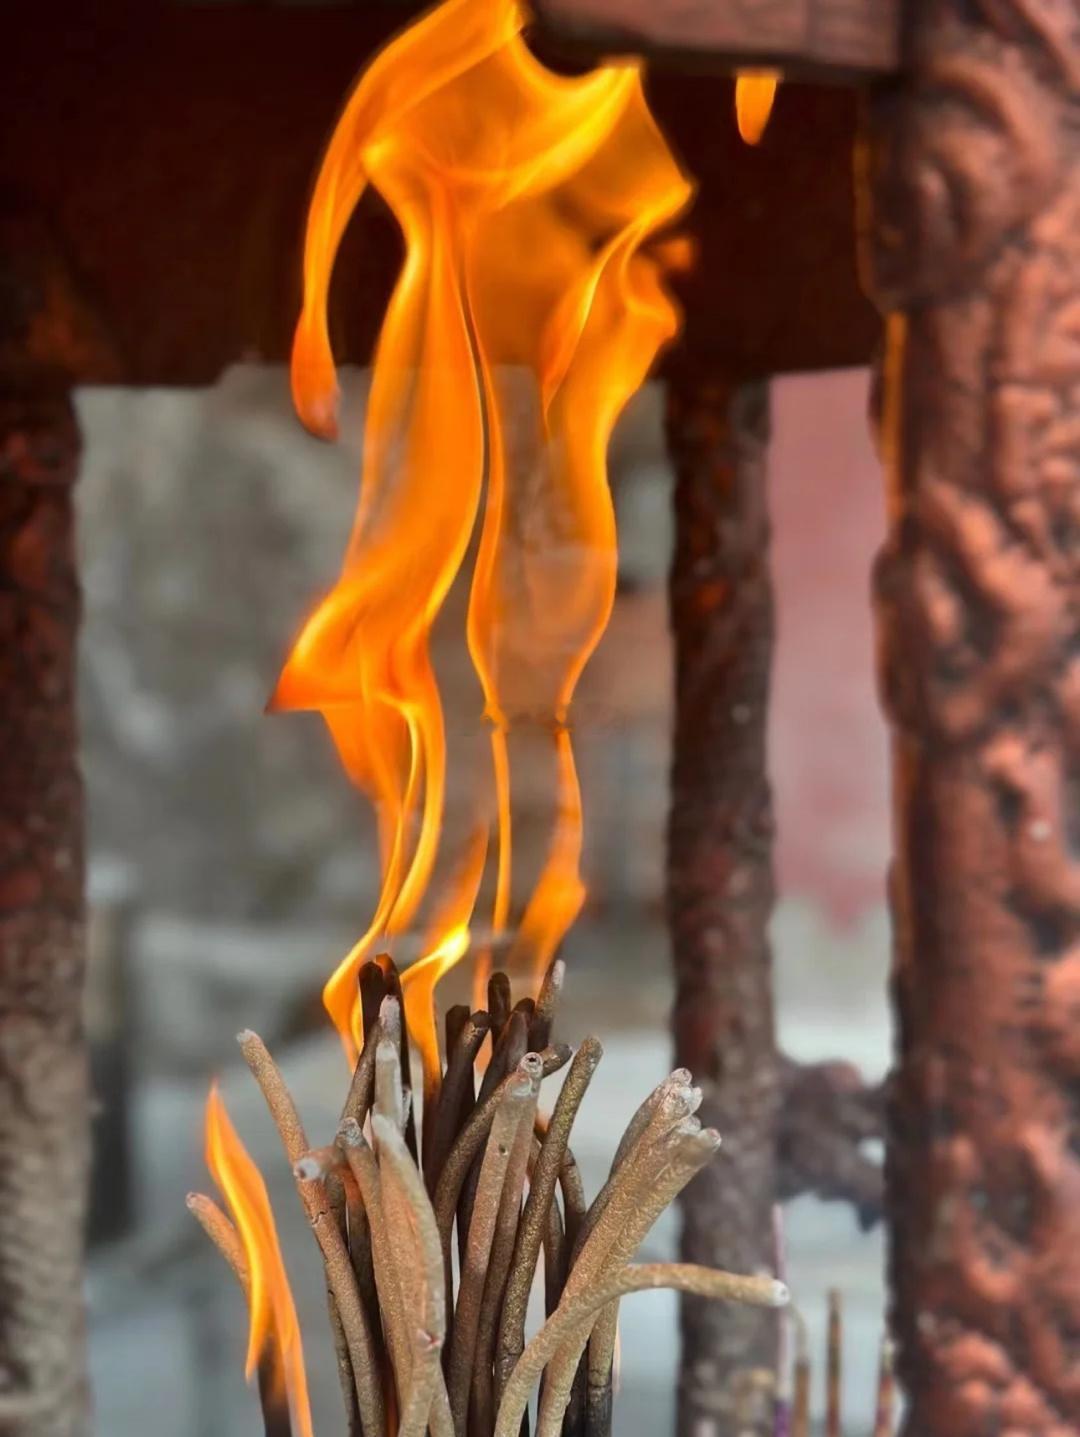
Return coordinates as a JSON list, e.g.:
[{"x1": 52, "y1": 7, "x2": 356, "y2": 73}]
[
  {"x1": 236, "y1": 1028, "x2": 257, "y2": 1045},
  {"x1": 769, "y1": 1280, "x2": 791, "y2": 1308},
  {"x1": 519, "y1": 1052, "x2": 545, "y2": 1079},
  {"x1": 337, "y1": 1116, "x2": 365, "y2": 1148}
]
